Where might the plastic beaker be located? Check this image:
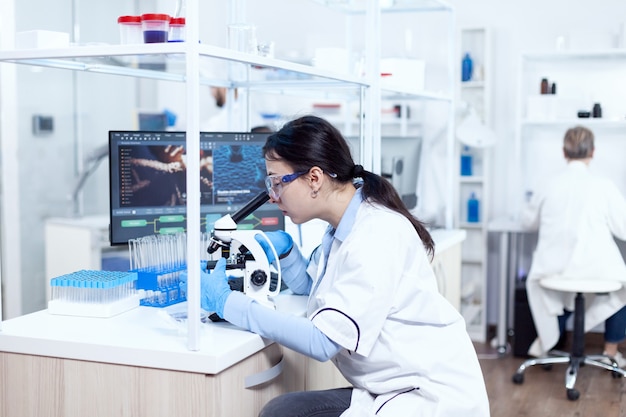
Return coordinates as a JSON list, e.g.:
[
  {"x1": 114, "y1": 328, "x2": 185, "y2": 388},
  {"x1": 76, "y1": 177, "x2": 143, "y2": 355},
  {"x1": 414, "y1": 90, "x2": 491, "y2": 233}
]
[
  {"x1": 118, "y1": 15, "x2": 143, "y2": 44},
  {"x1": 141, "y1": 13, "x2": 170, "y2": 43},
  {"x1": 169, "y1": 17, "x2": 186, "y2": 42}
]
